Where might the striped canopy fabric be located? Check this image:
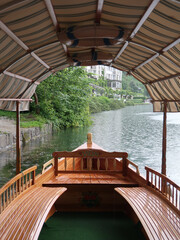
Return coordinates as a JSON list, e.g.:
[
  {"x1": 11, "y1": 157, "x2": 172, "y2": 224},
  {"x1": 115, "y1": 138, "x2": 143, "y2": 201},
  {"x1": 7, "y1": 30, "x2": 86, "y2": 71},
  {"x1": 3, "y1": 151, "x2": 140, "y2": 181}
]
[{"x1": 0, "y1": 0, "x2": 179, "y2": 111}]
